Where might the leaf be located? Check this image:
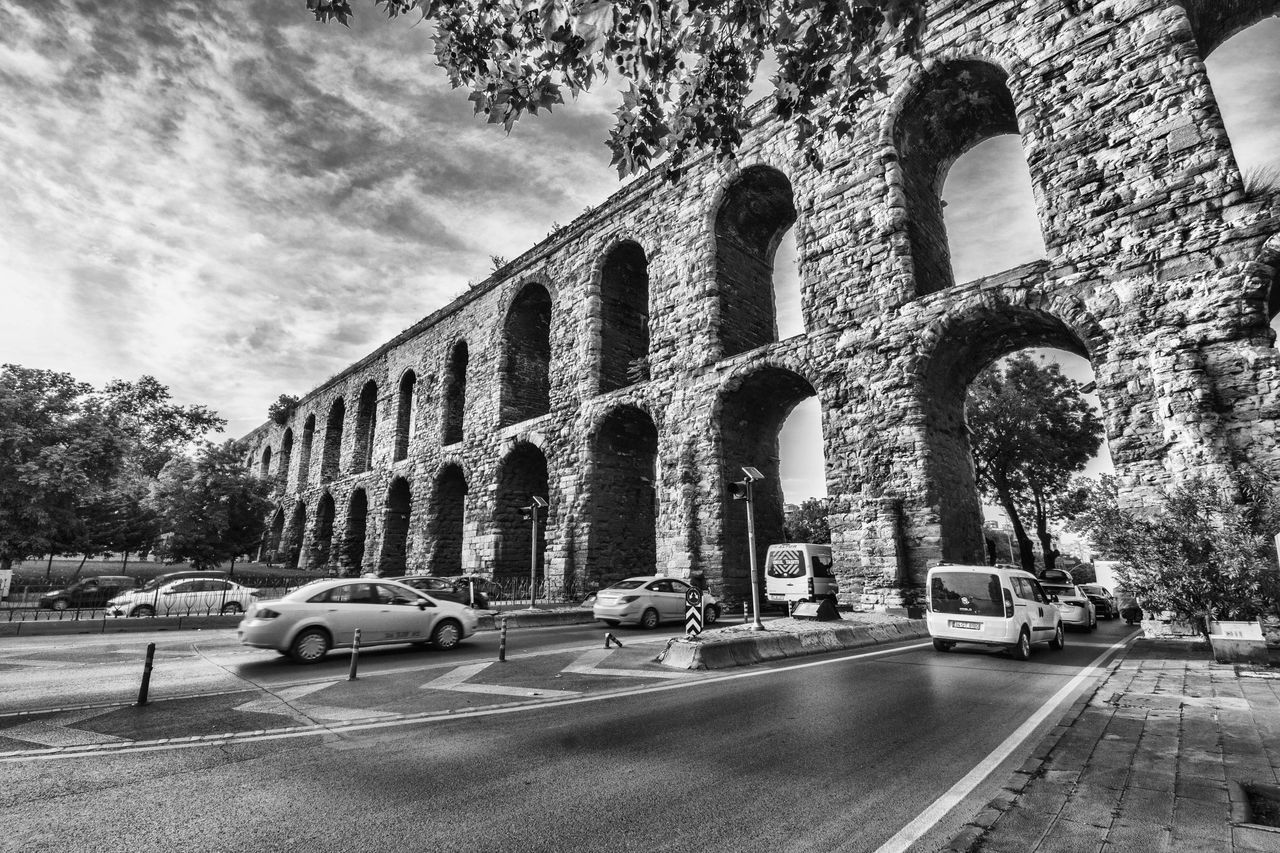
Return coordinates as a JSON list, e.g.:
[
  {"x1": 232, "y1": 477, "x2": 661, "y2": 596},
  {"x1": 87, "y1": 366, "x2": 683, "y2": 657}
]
[{"x1": 572, "y1": 0, "x2": 615, "y2": 57}]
